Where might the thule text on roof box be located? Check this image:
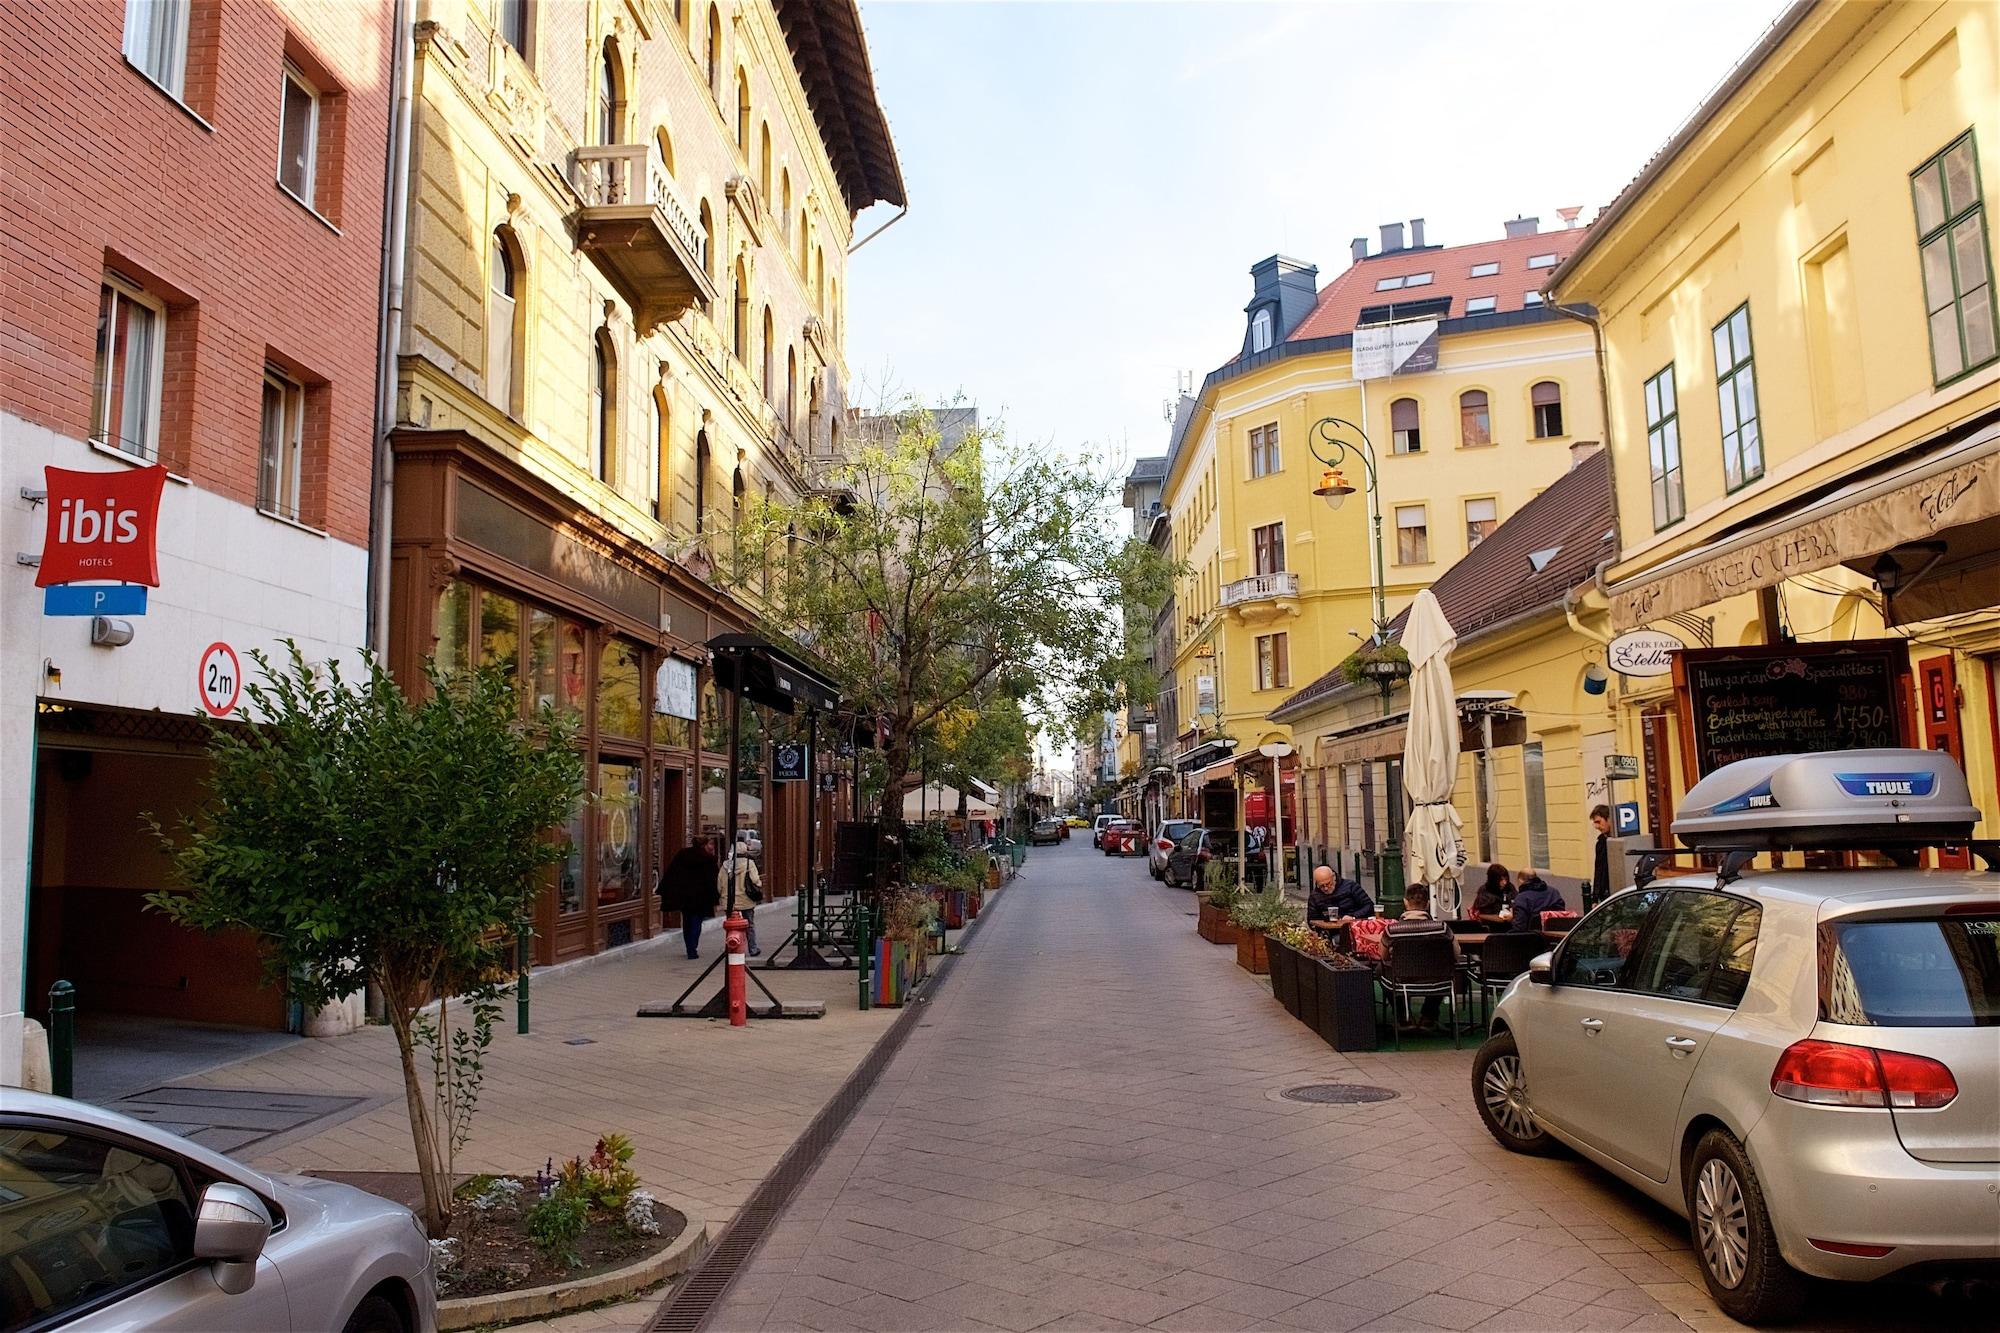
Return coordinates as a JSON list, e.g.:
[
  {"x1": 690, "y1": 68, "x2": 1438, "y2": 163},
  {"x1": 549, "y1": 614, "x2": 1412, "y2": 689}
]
[{"x1": 1674, "y1": 748, "x2": 1981, "y2": 852}]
